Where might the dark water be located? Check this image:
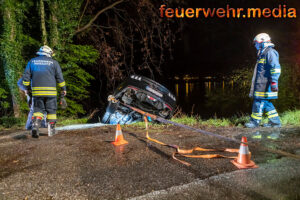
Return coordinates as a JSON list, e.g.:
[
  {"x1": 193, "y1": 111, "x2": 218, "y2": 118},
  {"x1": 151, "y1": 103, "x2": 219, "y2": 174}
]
[{"x1": 168, "y1": 81, "x2": 300, "y2": 119}]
